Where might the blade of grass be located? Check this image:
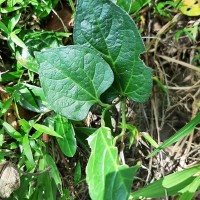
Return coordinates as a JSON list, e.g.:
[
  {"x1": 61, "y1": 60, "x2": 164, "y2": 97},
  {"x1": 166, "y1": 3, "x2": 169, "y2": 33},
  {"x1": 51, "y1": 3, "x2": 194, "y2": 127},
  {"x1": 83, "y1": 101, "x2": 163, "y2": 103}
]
[{"x1": 147, "y1": 112, "x2": 200, "y2": 158}]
